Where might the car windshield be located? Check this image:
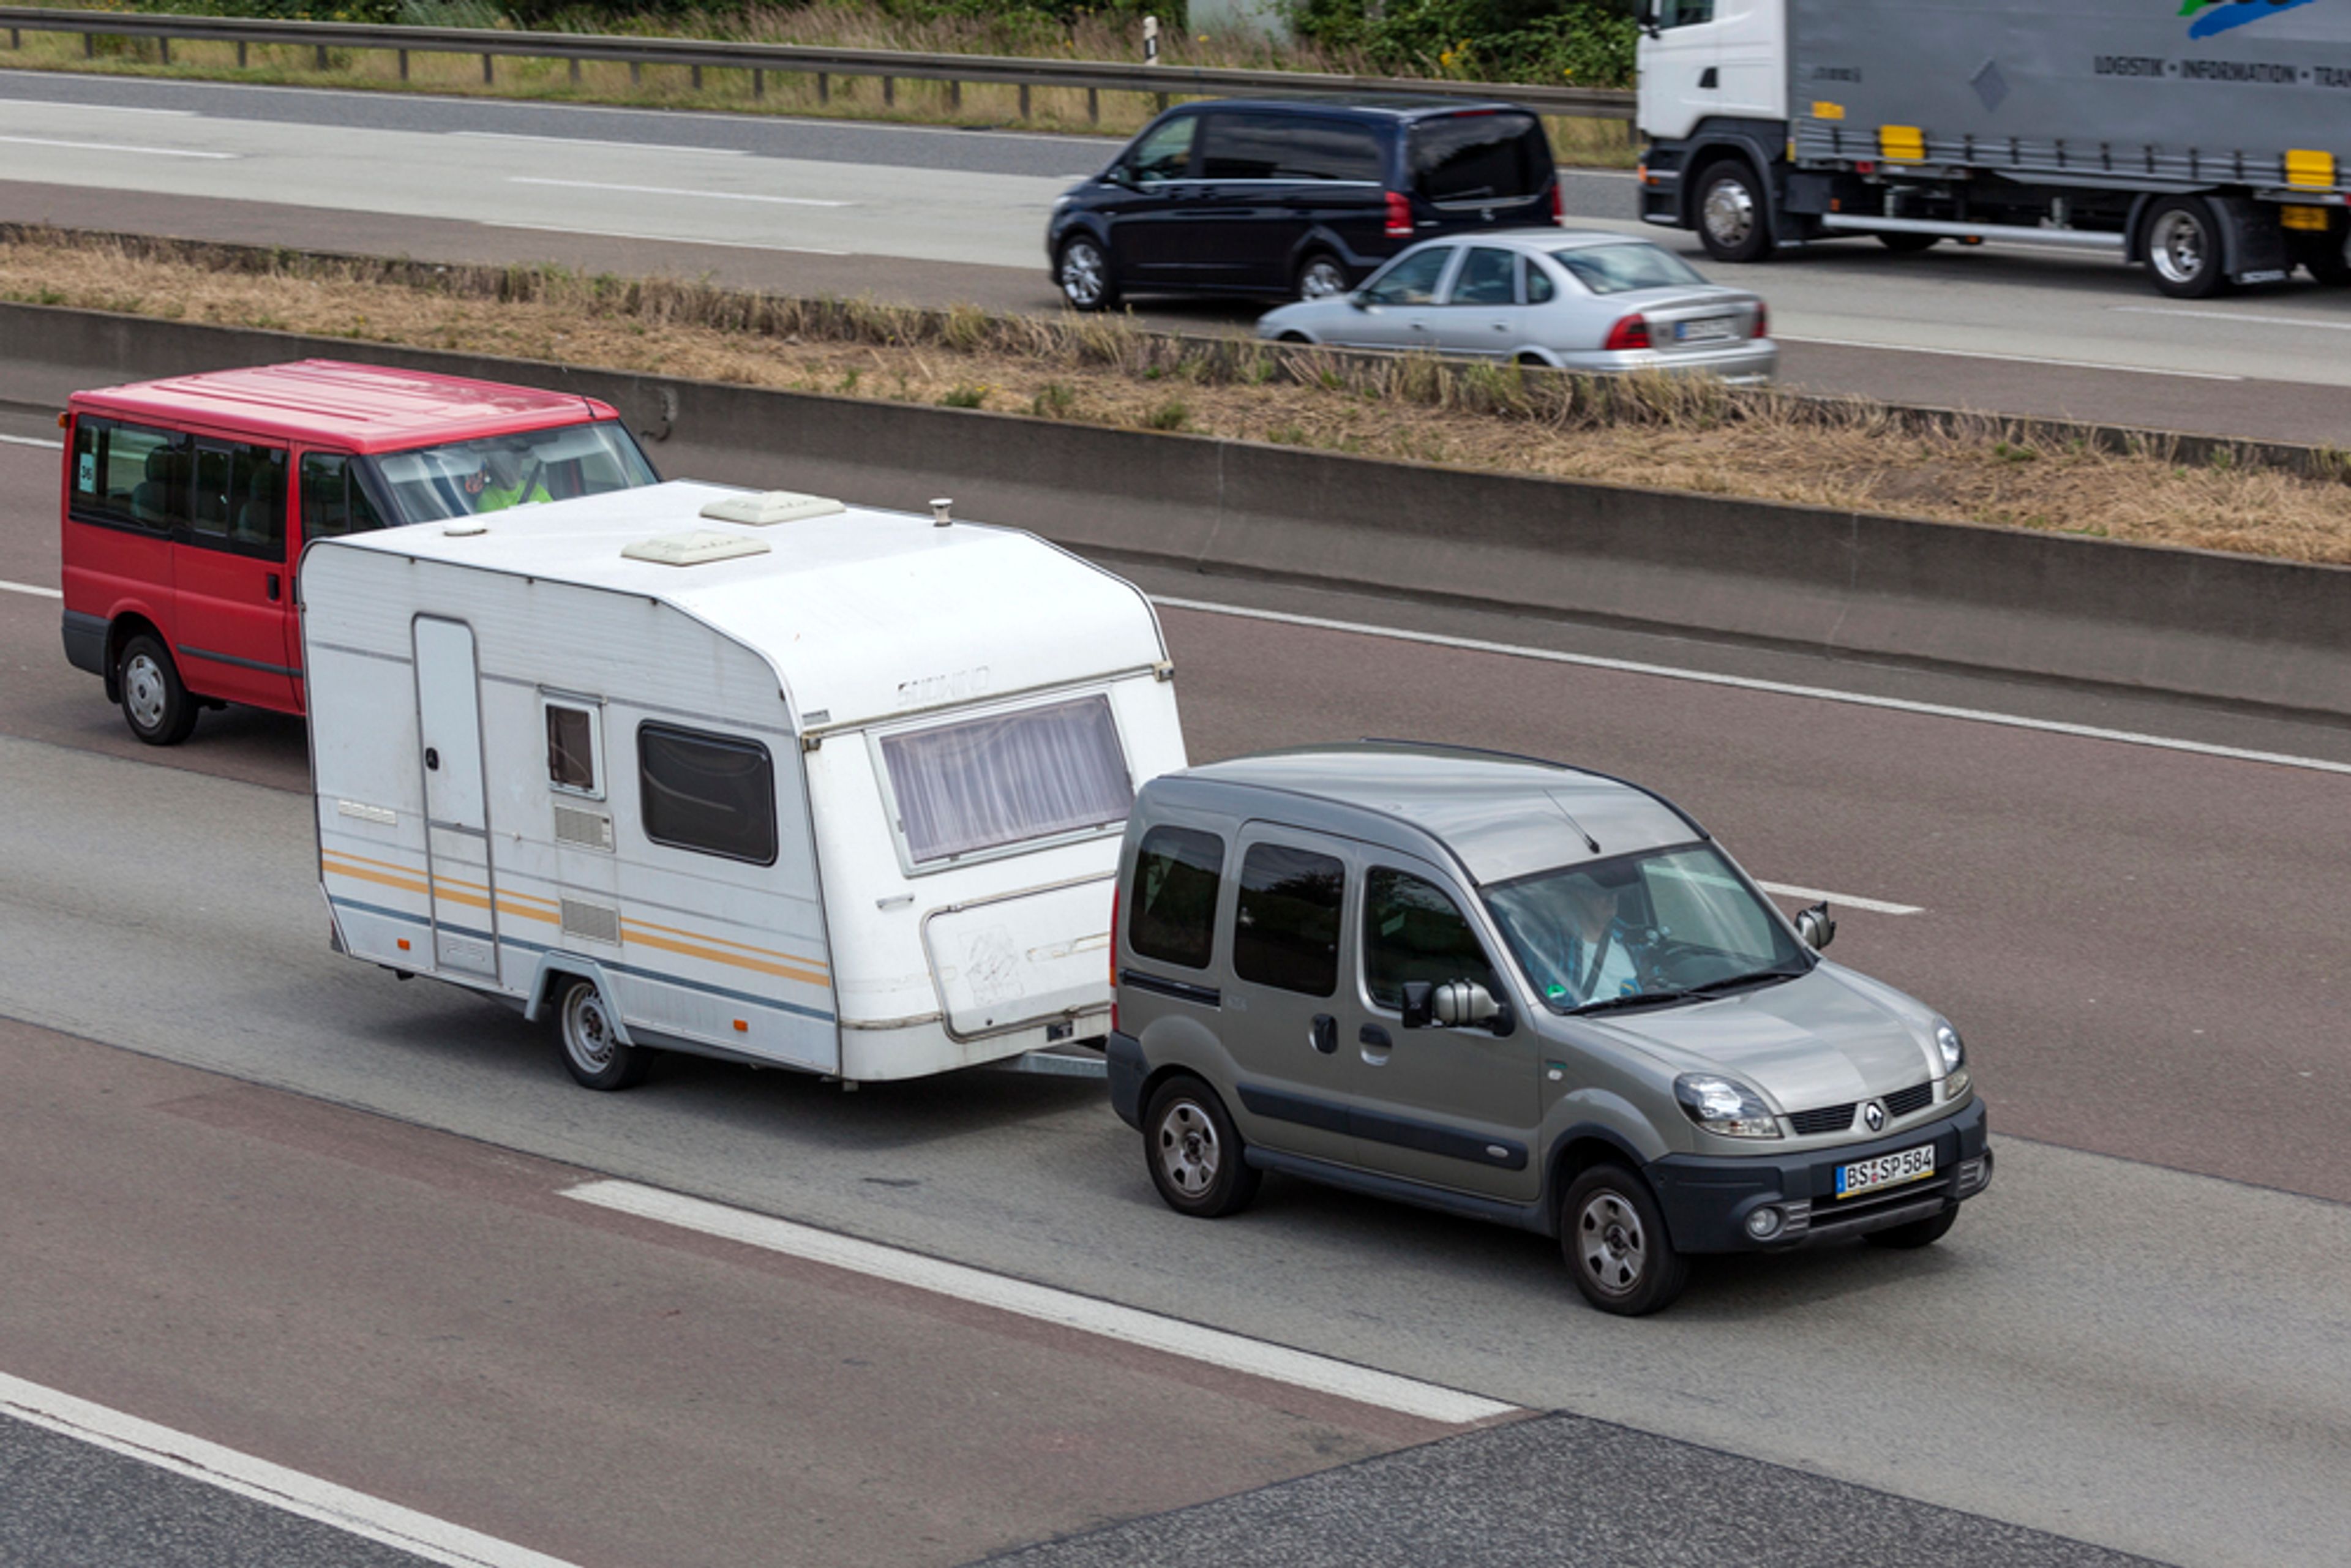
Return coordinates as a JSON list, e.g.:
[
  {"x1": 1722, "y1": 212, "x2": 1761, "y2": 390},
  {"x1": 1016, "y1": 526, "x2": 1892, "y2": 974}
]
[
  {"x1": 1550, "y1": 243, "x2": 1710, "y2": 296},
  {"x1": 1483, "y1": 844, "x2": 1808, "y2": 1012},
  {"x1": 361, "y1": 421, "x2": 658, "y2": 524}
]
